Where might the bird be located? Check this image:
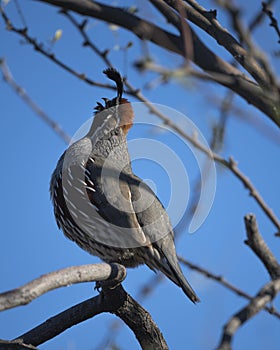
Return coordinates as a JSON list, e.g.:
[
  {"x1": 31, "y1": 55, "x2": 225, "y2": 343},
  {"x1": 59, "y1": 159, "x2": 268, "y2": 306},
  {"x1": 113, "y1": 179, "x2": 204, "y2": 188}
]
[{"x1": 50, "y1": 68, "x2": 200, "y2": 303}]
